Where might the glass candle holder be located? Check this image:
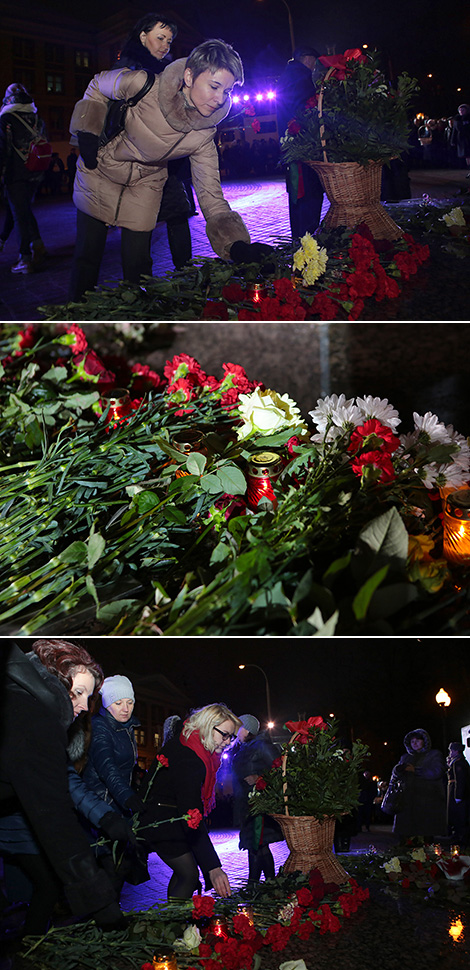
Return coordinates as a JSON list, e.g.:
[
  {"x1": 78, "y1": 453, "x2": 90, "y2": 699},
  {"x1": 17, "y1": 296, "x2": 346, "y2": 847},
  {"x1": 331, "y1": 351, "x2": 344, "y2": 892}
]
[
  {"x1": 442, "y1": 488, "x2": 470, "y2": 563},
  {"x1": 245, "y1": 451, "x2": 283, "y2": 511},
  {"x1": 101, "y1": 388, "x2": 132, "y2": 425},
  {"x1": 153, "y1": 946, "x2": 178, "y2": 970},
  {"x1": 208, "y1": 917, "x2": 230, "y2": 940},
  {"x1": 245, "y1": 281, "x2": 268, "y2": 303}
]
